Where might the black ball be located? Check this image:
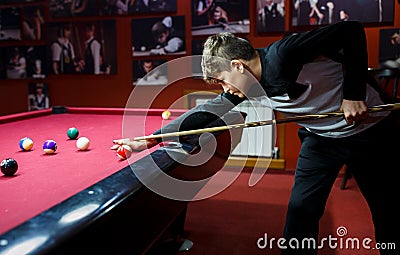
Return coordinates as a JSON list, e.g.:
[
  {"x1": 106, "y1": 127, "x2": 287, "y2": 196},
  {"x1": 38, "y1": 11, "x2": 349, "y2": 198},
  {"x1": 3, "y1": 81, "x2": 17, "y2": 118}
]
[{"x1": 1, "y1": 158, "x2": 18, "y2": 176}]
